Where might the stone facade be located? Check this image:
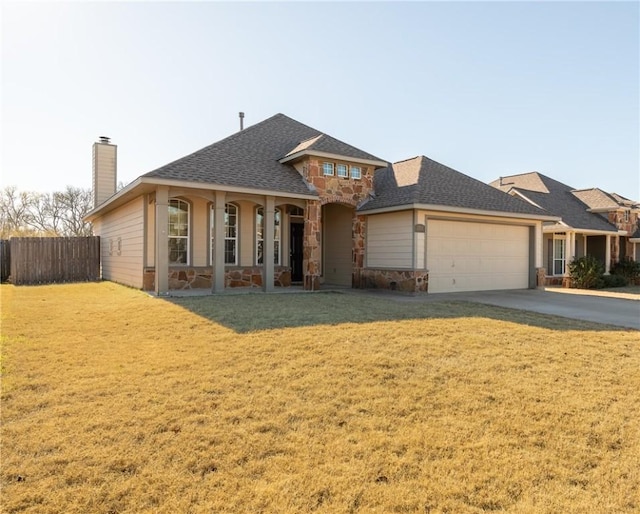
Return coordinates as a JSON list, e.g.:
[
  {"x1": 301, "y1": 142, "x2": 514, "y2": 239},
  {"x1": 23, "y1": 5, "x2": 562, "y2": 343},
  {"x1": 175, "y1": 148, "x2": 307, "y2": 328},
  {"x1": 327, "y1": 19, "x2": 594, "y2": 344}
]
[
  {"x1": 298, "y1": 158, "x2": 375, "y2": 290},
  {"x1": 355, "y1": 268, "x2": 429, "y2": 293},
  {"x1": 536, "y1": 267, "x2": 546, "y2": 288},
  {"x1": 143, "y1": 267, "x2": 291, "y2": 291},
  {"x1": 303, "y1": 200, "x2": 321, "y2": 291},
  {"x1": 352, "y1": 215, "x2": 366, "y2": 287},
  {"x1": 606, "y1": 210, "x2": 640, "y2": 262}
]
